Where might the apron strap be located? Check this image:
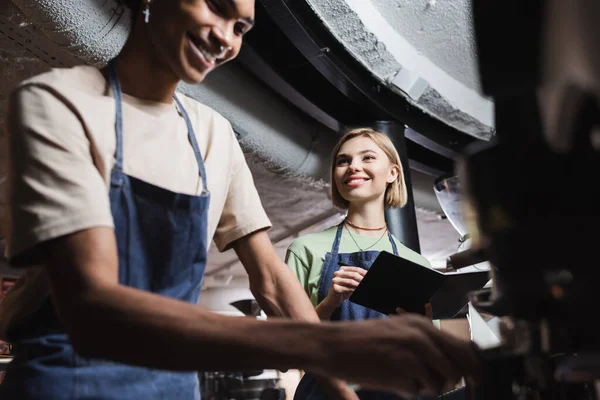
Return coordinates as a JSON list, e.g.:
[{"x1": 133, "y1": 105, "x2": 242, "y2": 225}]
[
  {"x1": 388, "y1": 230, "x2": 400, "y2": 256},
  {"x1": 173, "y1": 95, "x2": 209, "y2": 194},
  {"x1": 107, "y1": 59, "x2": 209, "y2": 194},
  {"x1": 330, "y1": 223, "x2": 345, "y2": 254},
  {"x1": 108, "y1": 59, "x2": 124, "y2": 172}
]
